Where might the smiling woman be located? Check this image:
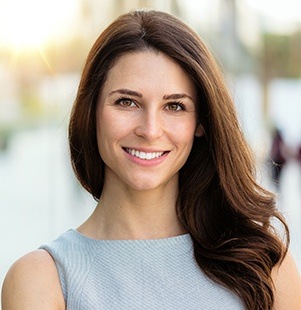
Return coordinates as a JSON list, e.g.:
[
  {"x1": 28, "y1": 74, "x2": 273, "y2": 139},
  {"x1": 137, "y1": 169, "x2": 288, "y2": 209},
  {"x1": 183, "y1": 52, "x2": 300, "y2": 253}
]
[
  {"x1": 2, "y1": 9, "x2": 301, "y2": 310},
  {"x1": 0, "y1": 0, "x2": 78, "y2": 50},
  {"x1": 95, "y1": 50, "x2": 201, "y2": 193}
]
